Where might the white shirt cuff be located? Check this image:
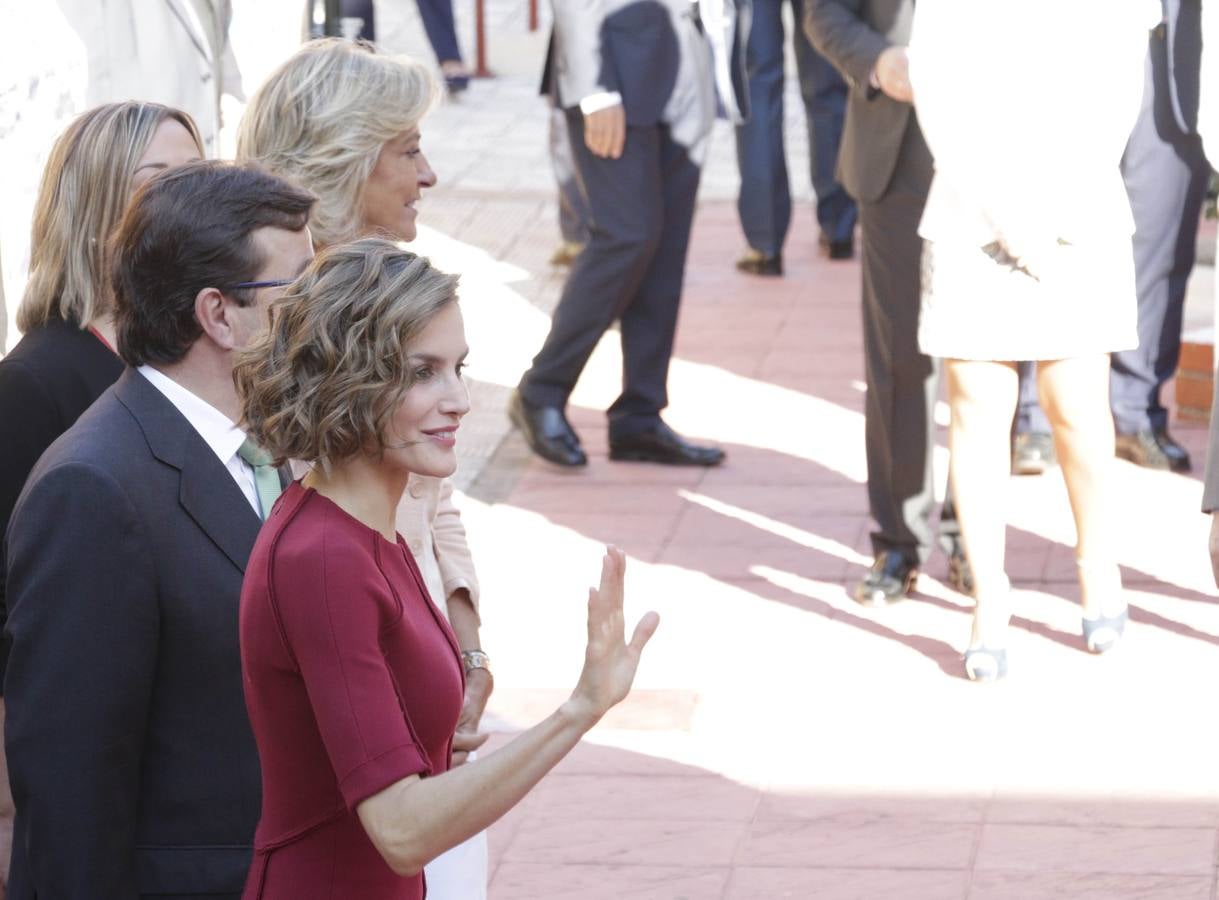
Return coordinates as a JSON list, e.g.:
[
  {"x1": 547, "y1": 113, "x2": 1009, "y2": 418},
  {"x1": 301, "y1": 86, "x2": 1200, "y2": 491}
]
[{"x1": 579, "y1": 91, "x2": 623, "y2": 115}]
